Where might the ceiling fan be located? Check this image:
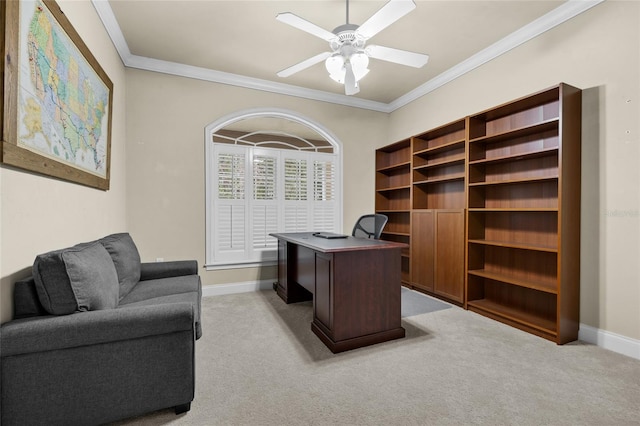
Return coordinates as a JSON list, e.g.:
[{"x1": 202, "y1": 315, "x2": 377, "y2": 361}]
[{"x1": 276, "y1": 0, "x2": 429, "y2": 96}]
